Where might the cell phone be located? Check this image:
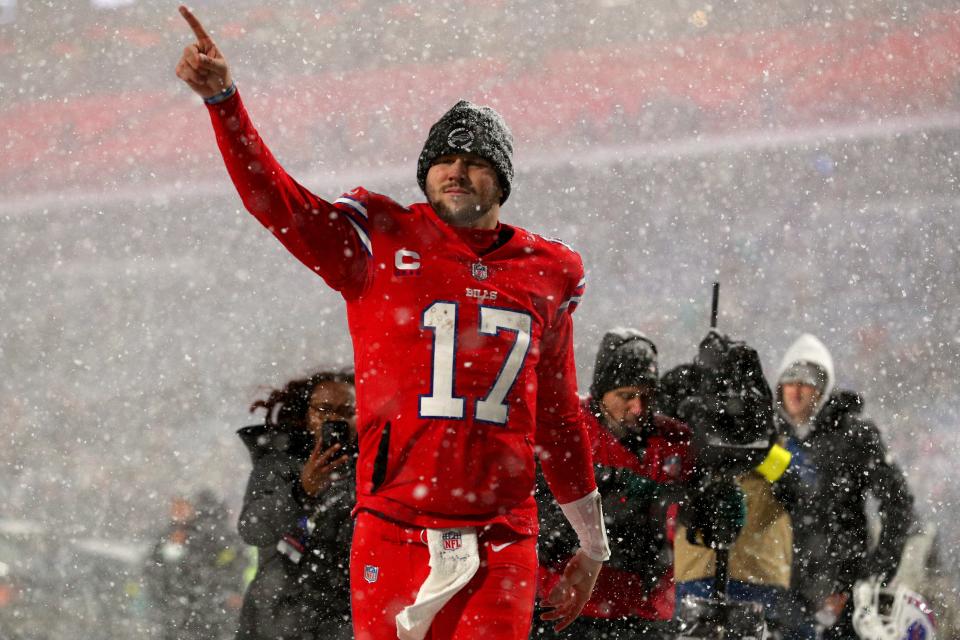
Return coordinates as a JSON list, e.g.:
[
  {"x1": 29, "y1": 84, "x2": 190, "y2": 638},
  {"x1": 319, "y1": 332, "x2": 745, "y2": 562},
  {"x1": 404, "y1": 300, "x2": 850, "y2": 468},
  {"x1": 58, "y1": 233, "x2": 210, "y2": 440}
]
[{"x1": 320, "y1": 419, "x2": 357, "y2": 457}]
